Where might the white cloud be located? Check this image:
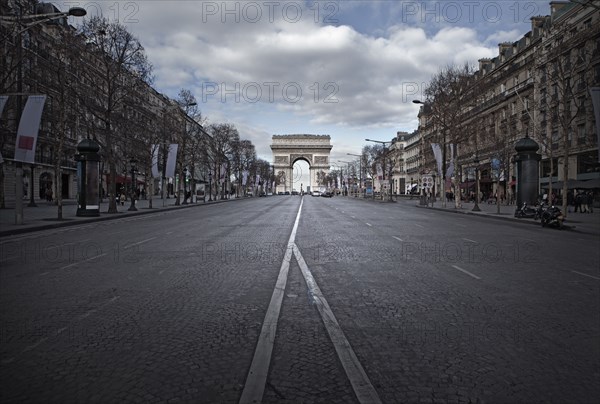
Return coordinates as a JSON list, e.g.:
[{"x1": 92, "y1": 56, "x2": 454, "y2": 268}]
[{"x1": 85, "y1": 1, "x2": 509, "y2": 161}]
